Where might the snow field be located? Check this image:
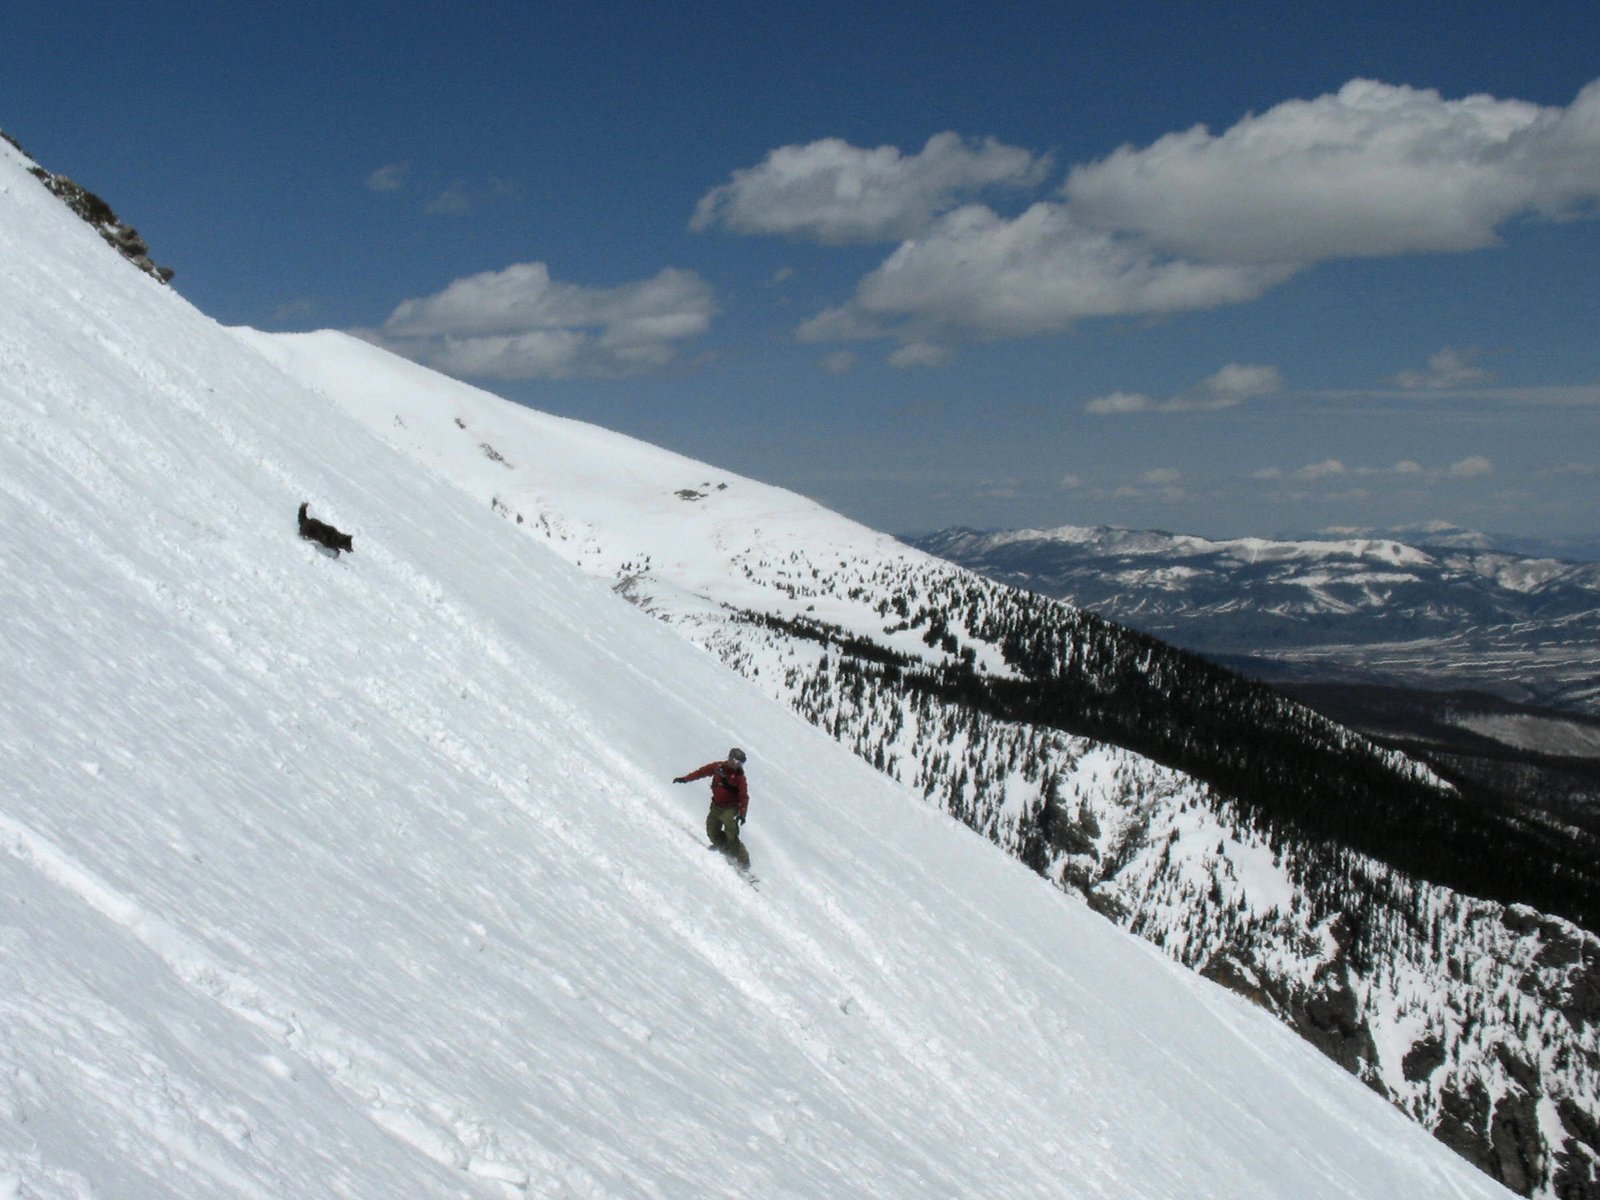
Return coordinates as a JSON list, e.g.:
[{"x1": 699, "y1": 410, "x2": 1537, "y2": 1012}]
[{"x1": 0, "y1": 139, "x2": 1517, "y2": 1197}]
